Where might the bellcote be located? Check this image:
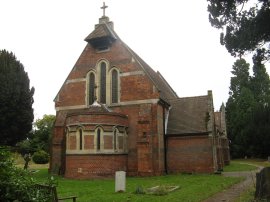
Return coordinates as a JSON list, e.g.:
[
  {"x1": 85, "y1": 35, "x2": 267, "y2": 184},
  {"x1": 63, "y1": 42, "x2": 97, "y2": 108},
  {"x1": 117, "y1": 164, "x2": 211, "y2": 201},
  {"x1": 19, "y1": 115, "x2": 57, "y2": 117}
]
[{"x1": 84, "y1": 2, "x2": 116, "y2": 50}]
